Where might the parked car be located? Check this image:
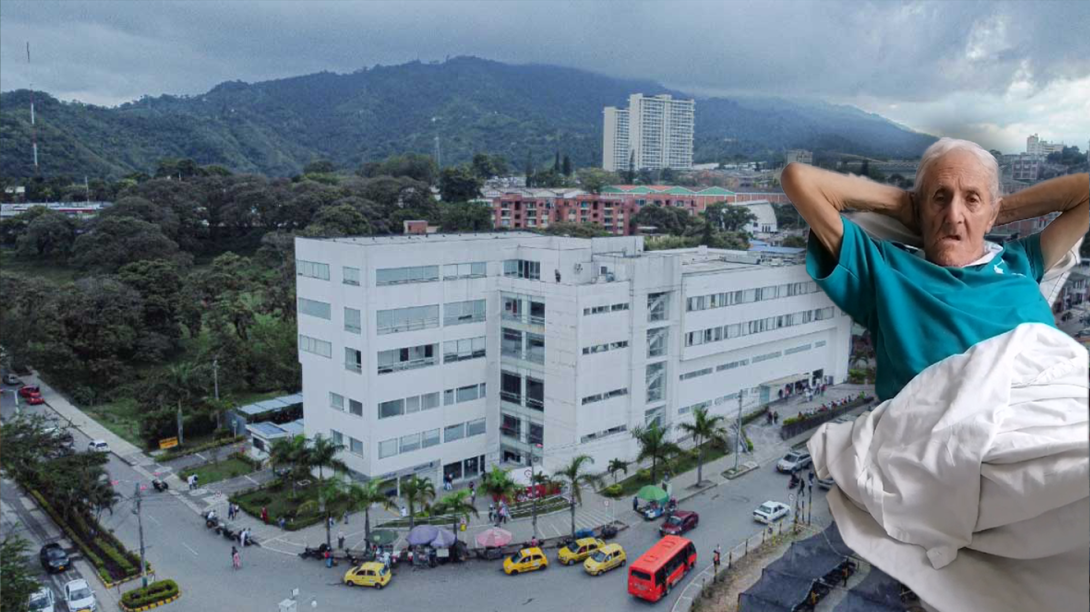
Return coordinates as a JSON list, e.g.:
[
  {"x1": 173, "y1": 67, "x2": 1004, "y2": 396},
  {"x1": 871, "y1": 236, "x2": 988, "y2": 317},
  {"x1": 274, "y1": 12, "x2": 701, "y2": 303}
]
[
  {"x1": 18, "y1": 385, "x2": 41, "y2": 398},
  {"x1": 659, "y1": 510, "x2": 699, "y2": 537},
  {"x1": 503, "y1": 547, "x2": 548, "y2": 575},
  {"x1": 343, "y1": 562, "x2": 391, "y2": 589},
  {"x1": 39, "y1": 542, "x2": 70, "y2": 573},
  {"x1": 557, "y1": 537, "x2": 605, "y2": 565},
  {"x1": 87, "y1": 440, "x2": 110, "y2": 453},
  {"x1": 776, "y1": 450, "x2": 812, "y2": 473},
  {"x1": 63, "y1": 579, "x2": 96, "y2": 612},
  {"x1": 28, "y1": 586, "x2": 55, "y2": 612},
  {"x1": 42, "y1": 426, "x2": 74, "y2": 446},
  {"x1": 817, "y1": 476, "x2": 835, "y2": 489},
  {"x1": 583, "y1": 543, "x2": 627, "y2": 576},
  {"x1": 3, "y1": 372, "x2": 19, "y2": 385},
  {"x1": 26, "y1": 392, "x2": 45, "y2": 405},
  {"x1": 753, "y1": 501, "x2": 791, "y2": 524}
]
